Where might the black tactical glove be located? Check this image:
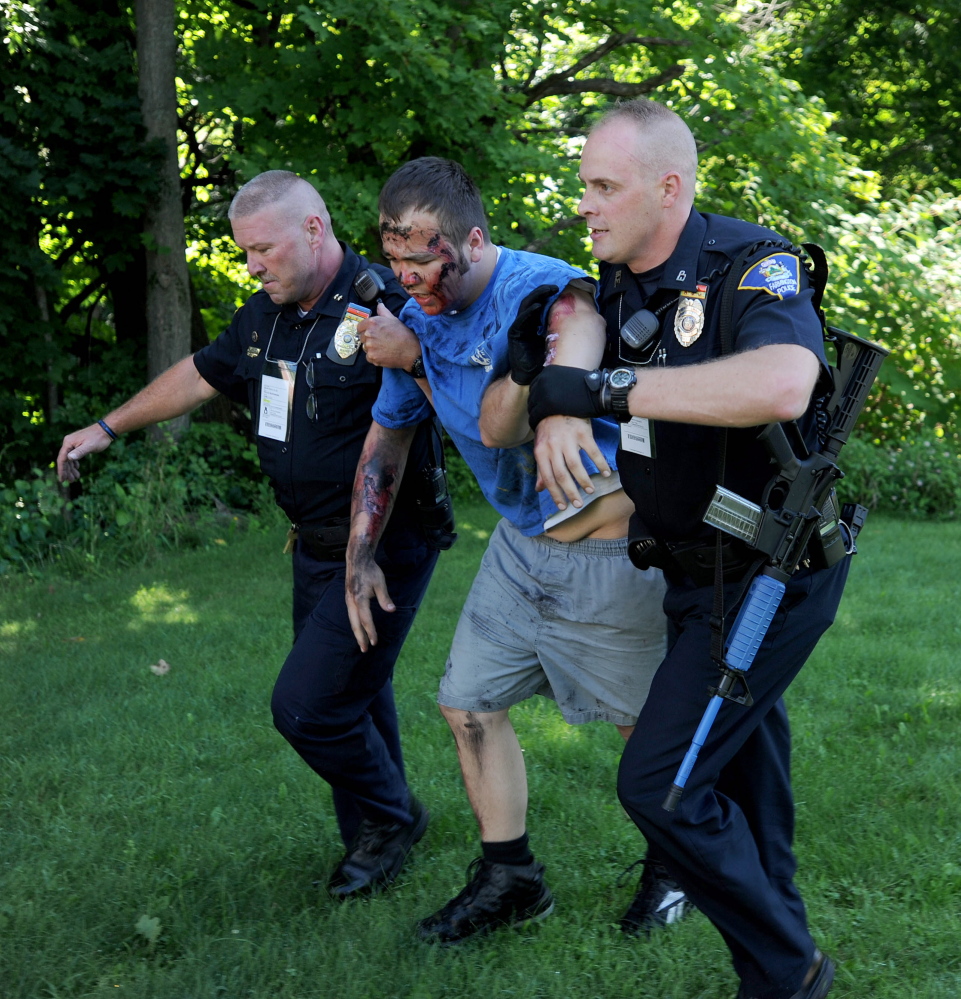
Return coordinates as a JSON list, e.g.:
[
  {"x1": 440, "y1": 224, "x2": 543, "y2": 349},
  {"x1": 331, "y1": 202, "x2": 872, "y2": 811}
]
[
  {"x1": 528, "y1": 365, "x2": 610, "y2": 428},
  {"x1": 508, "y1": 284, "x2": 559, "y2": 386}
]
